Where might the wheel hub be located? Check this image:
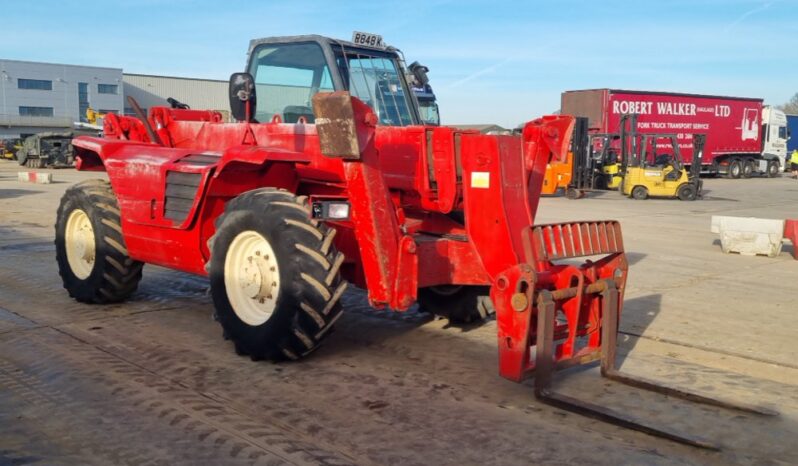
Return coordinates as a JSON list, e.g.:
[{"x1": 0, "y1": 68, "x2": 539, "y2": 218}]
[
  {"x1": 65, "y1": 209, "x2": 96, "y2": 279},
  {"x1": 240, "y1": 252, "x2": 276, "y2": 301},
  {"x1": 224, "y1": 230, "x2": 280, "y2": 326}
]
